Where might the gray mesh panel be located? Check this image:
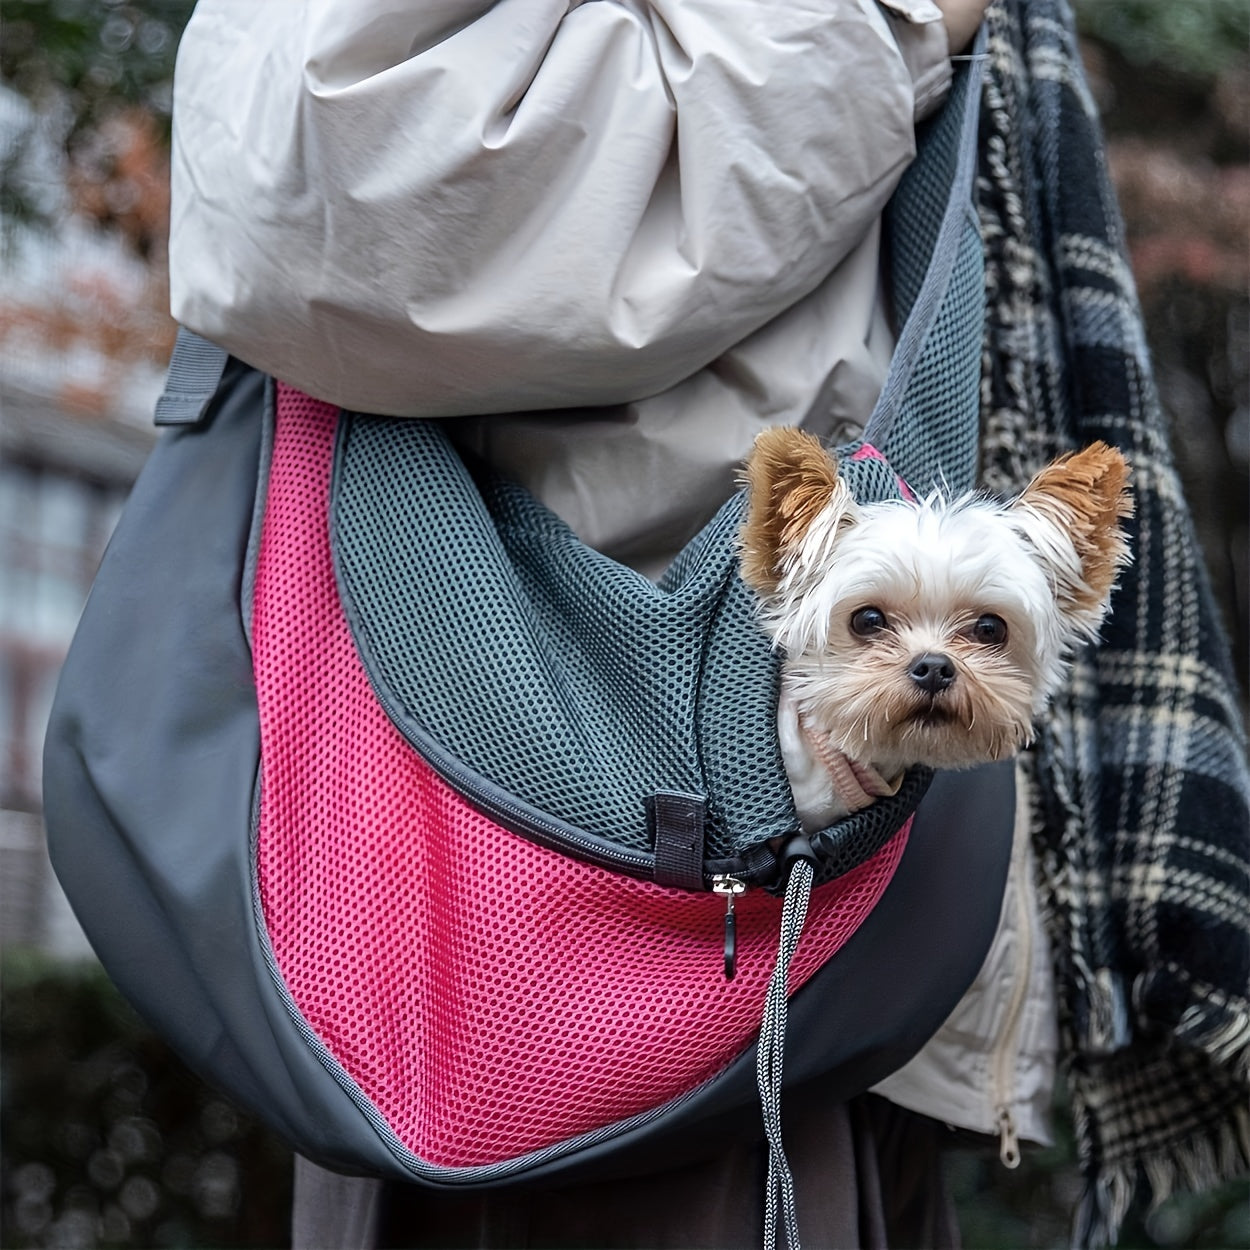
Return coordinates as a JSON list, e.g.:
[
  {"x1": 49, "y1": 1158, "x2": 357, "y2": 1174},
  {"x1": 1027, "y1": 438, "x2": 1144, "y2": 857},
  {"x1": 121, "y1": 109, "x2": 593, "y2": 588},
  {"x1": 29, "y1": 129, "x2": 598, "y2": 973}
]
[
  {"x1": 866, "y1": 47, "x2": 984, "y2": 495},
  {"x1": 332, "y1": 425, "x2": 795, "y2": 860},
  {"x1": 883, "y1": 215, "x2": 985, "y2": 494}
]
